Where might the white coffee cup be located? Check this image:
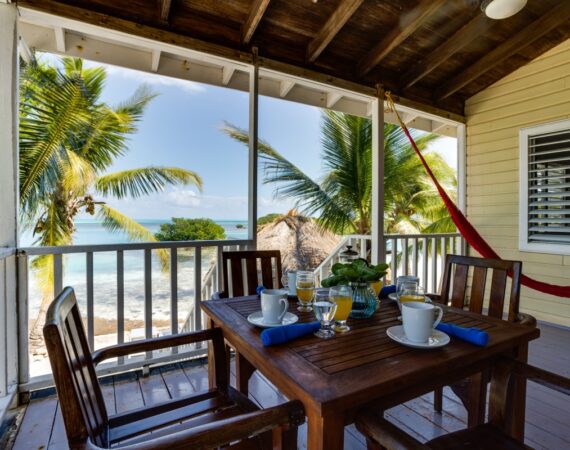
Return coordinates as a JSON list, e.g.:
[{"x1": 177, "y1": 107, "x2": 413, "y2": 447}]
[
  {"x1": 261, "y1": 289, "x2": 289, "y2": 324},
  {"x1": 401, "y1": 301, "x2": 443, "y2": 343}
]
